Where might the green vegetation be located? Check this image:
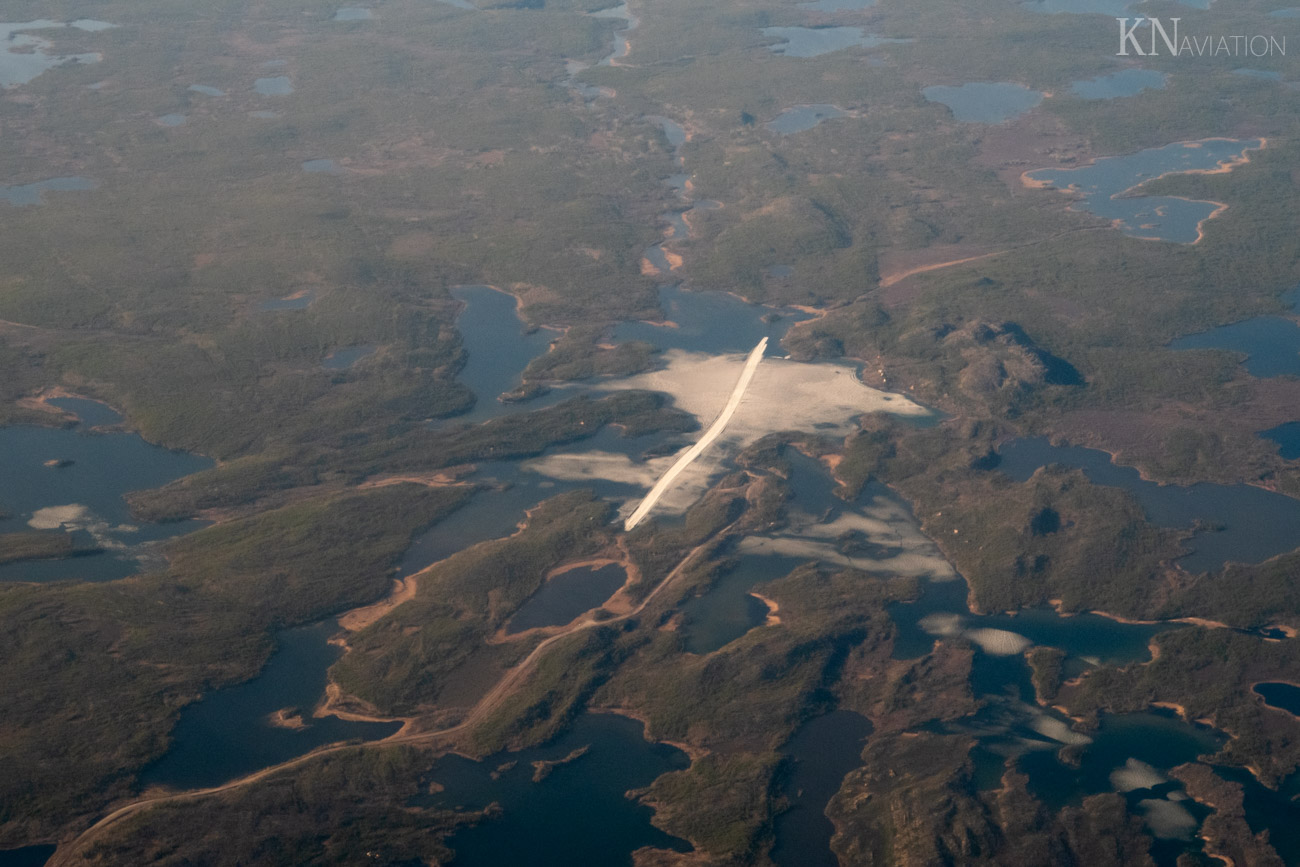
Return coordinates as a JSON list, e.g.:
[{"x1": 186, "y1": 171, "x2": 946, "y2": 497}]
[
  {"x1": 1029, "y1": 646, "x2": 1067, "y2": 704},
  {"x1": 1171, "y1": 764, "x2": 1284, "y2": 867},
  {"x1": 0, "y1": 532, "x2": 79, "y2": 565},
  {"x1": 469, "y1": 624, "x2": 632, "y2": 755},
  {"x1": 5, "y1": 0, "x2": 1300, "y2": 858},
  {"x1": 0, "y1": 483, "x2": 466, "y2": 844},
  {"x1": 644, "y1": 752, "x2": 780, "y2": 857},
  {"x1": 1061, "y1": 628, "x2": 1300, "y2": 787},
  {"x1": 522, "y1": 327, "x2": 658, "y2": 383},
  {"x1": 830, "y1": 734, "x2": 1157, "y2": 866},
  {"x1": 333, "y1": 490, "x2": 613, "y2": 716},
  {"x1": 77, "y1": 747, "x2": 468, "y2": 866}
]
